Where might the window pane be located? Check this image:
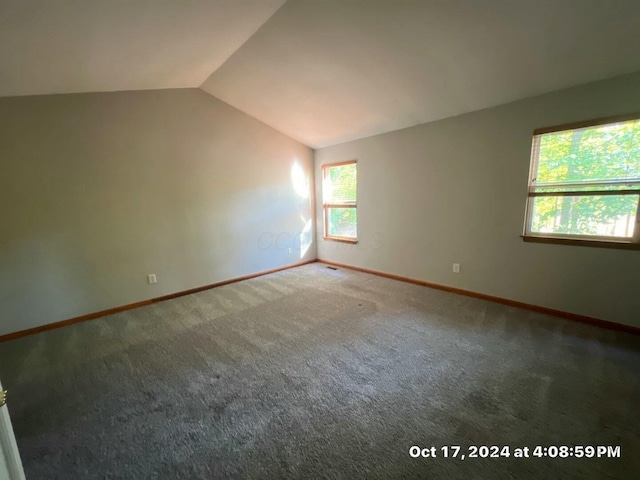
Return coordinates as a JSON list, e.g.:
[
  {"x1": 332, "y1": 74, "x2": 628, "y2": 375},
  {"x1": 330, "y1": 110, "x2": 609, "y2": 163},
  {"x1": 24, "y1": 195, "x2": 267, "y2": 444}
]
[
  {"x1": 325, "y1": 163, "x2": 356, "y2": 203},
  {"x1": 535, "y1": 119, "x2": 640, "y2": 185},
  {"x1": 327, "y1": 207, "x2": 357, "y2": 238},
  {"x1": 534, "y1": 183, "x2": 640, "y2": 193},
  {"x1": 530, "y1": 195, "x2": 638, "y2": 237}
]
